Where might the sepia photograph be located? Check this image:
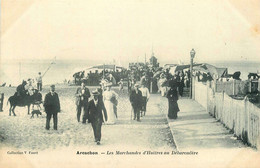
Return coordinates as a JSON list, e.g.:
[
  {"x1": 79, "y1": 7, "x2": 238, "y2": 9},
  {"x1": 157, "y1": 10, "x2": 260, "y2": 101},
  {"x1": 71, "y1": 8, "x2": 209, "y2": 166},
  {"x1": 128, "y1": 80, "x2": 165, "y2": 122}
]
[{"x1": 0, "y1": 0, "x2": 260, "y2": 167}]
